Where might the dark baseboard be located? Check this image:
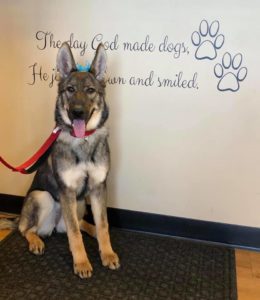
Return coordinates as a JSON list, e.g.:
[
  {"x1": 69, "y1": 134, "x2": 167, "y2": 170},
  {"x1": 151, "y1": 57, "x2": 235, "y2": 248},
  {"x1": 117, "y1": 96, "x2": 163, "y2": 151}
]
[
  {"x1": 1, "y1": 193, "x2": 260, "y2": 250},
  {"x1": 0, "y1": 193, "x2": 24, "y2": 214}
]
